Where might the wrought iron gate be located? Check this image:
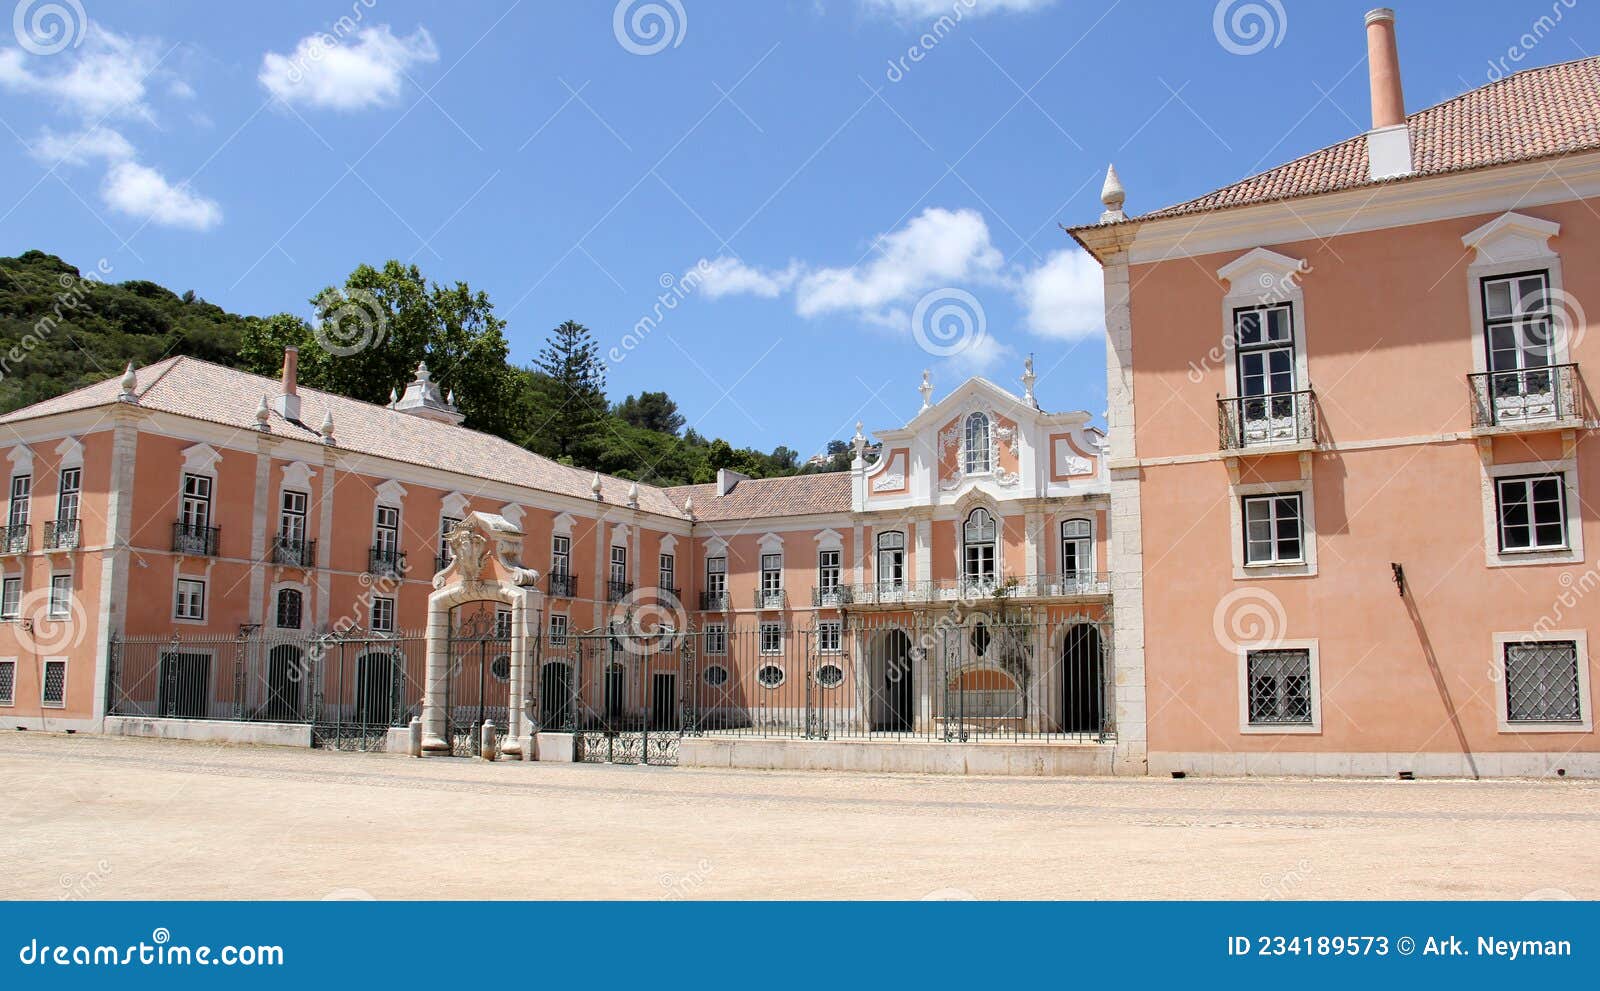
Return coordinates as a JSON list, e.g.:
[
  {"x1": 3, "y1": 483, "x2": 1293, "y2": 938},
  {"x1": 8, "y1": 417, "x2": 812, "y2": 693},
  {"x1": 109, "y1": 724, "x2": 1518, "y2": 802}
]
[
  {"x1": 445, "y1": 608, "x2": 512, "y2": 757},
  {"x1": 552, "y1": 625, "x2": 695, "y2": 766}
]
